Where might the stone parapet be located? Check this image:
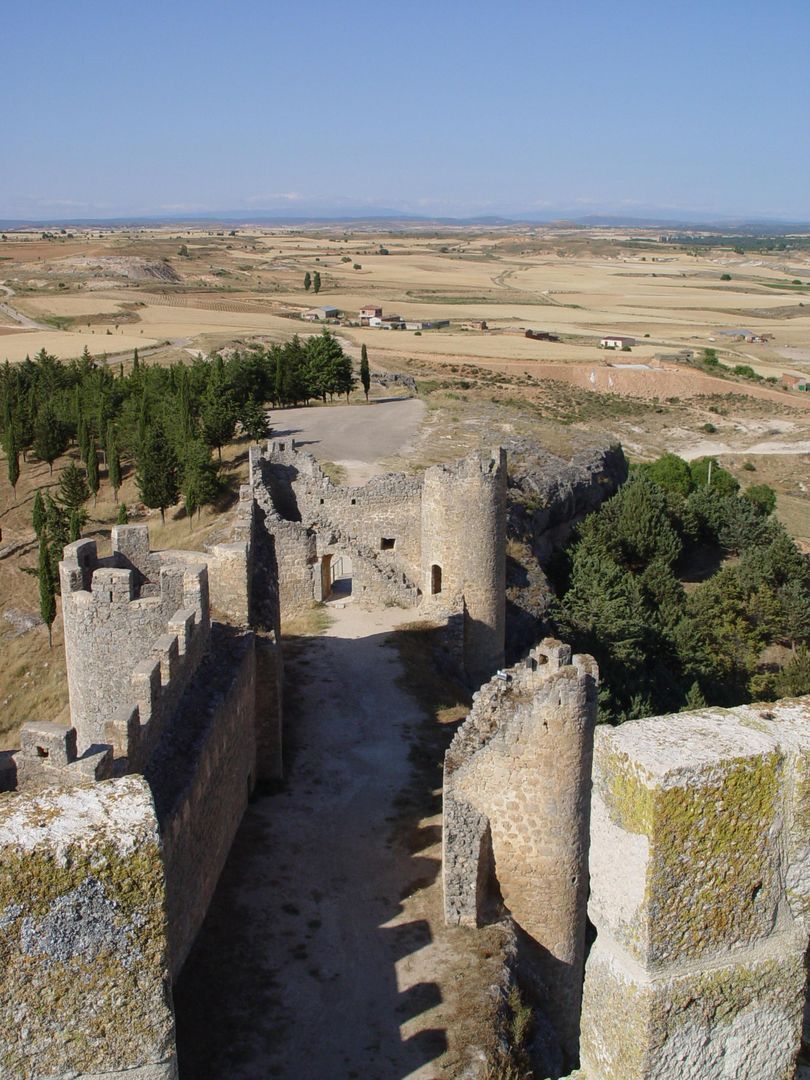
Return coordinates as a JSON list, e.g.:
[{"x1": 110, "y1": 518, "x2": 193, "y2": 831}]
[{"x1": 579, "y1": 698, "x2": 810, "y2": 1080}]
